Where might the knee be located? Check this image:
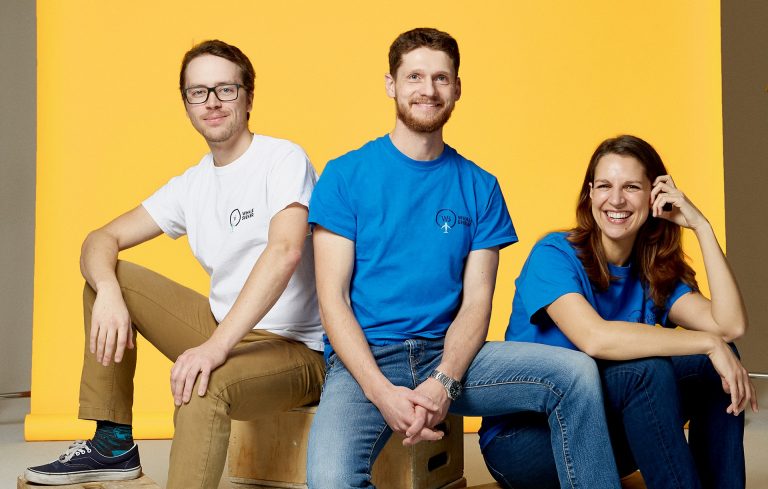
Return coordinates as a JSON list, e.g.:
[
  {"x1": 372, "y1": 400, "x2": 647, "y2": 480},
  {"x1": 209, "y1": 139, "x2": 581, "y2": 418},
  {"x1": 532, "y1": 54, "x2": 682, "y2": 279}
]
[
  {"x1": 601, "y1": 357, "x2": 676, "y2": 403},
  {"x1": 307, "y1": 462, "x2": 361, "y2": 489},
  {"x1": 562, "y1": 350, "x2": 601, "y2": 393}
]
